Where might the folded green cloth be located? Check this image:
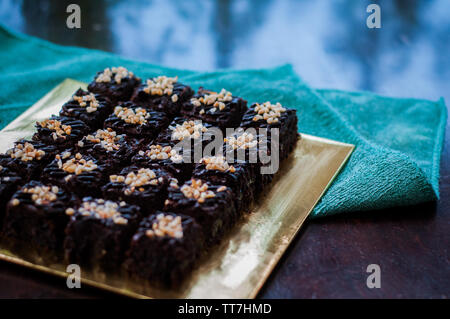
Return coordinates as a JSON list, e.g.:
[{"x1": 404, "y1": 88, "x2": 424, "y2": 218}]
[{"x1": 0, "y1": 25, "x2": 446, "y2": 218}]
